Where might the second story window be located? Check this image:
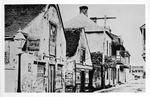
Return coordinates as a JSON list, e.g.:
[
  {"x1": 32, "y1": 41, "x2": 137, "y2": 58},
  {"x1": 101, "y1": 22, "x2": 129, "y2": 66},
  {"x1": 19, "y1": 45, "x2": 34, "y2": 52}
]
[
  {"x1": 80, "y1": 48, "x2": 85, "y2": 64},
  {"x1": 49, "y1": 23, "x2": 56, "y2": 56}
]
